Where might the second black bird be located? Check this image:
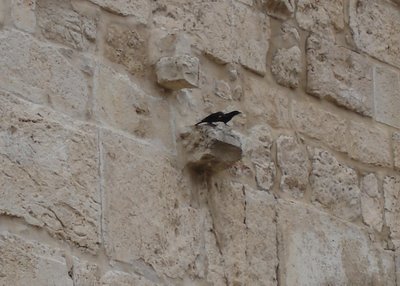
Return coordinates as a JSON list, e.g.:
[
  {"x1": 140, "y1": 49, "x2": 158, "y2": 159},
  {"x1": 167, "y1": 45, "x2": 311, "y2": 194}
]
[
  {"x1": 195, "y1": 111, "x2": 241, "y2": 126},
  {"x1": 217, "y1": 111, "x2": 241, "y2": 125}
]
